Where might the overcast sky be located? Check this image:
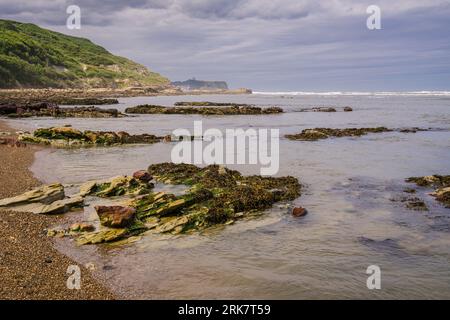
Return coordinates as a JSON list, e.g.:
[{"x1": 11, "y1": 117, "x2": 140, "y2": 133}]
[{"x1": 1, "y1": 0, "x2": 450, "y2": 91}]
